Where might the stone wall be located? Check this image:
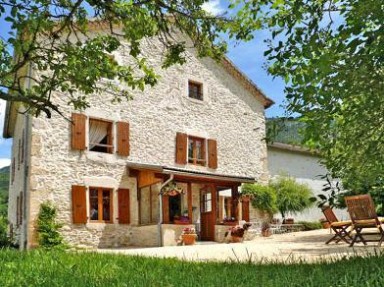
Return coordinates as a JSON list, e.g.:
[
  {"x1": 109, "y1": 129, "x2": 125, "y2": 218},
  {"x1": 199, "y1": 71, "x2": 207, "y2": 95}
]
[{"x1": 20, "y1": 32, "x2": 268, "y2": 249}]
